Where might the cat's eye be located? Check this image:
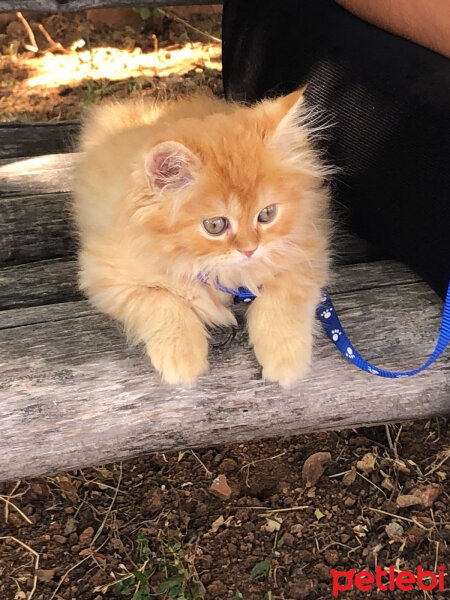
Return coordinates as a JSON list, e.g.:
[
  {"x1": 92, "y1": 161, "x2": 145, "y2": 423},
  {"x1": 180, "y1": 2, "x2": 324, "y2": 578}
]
[
  {"x1": 258, "y1": 204, "x2": 278, "y2": 223},
  {"x1": 203, "y1": 216, "x2": 228, "y2": 236}
]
